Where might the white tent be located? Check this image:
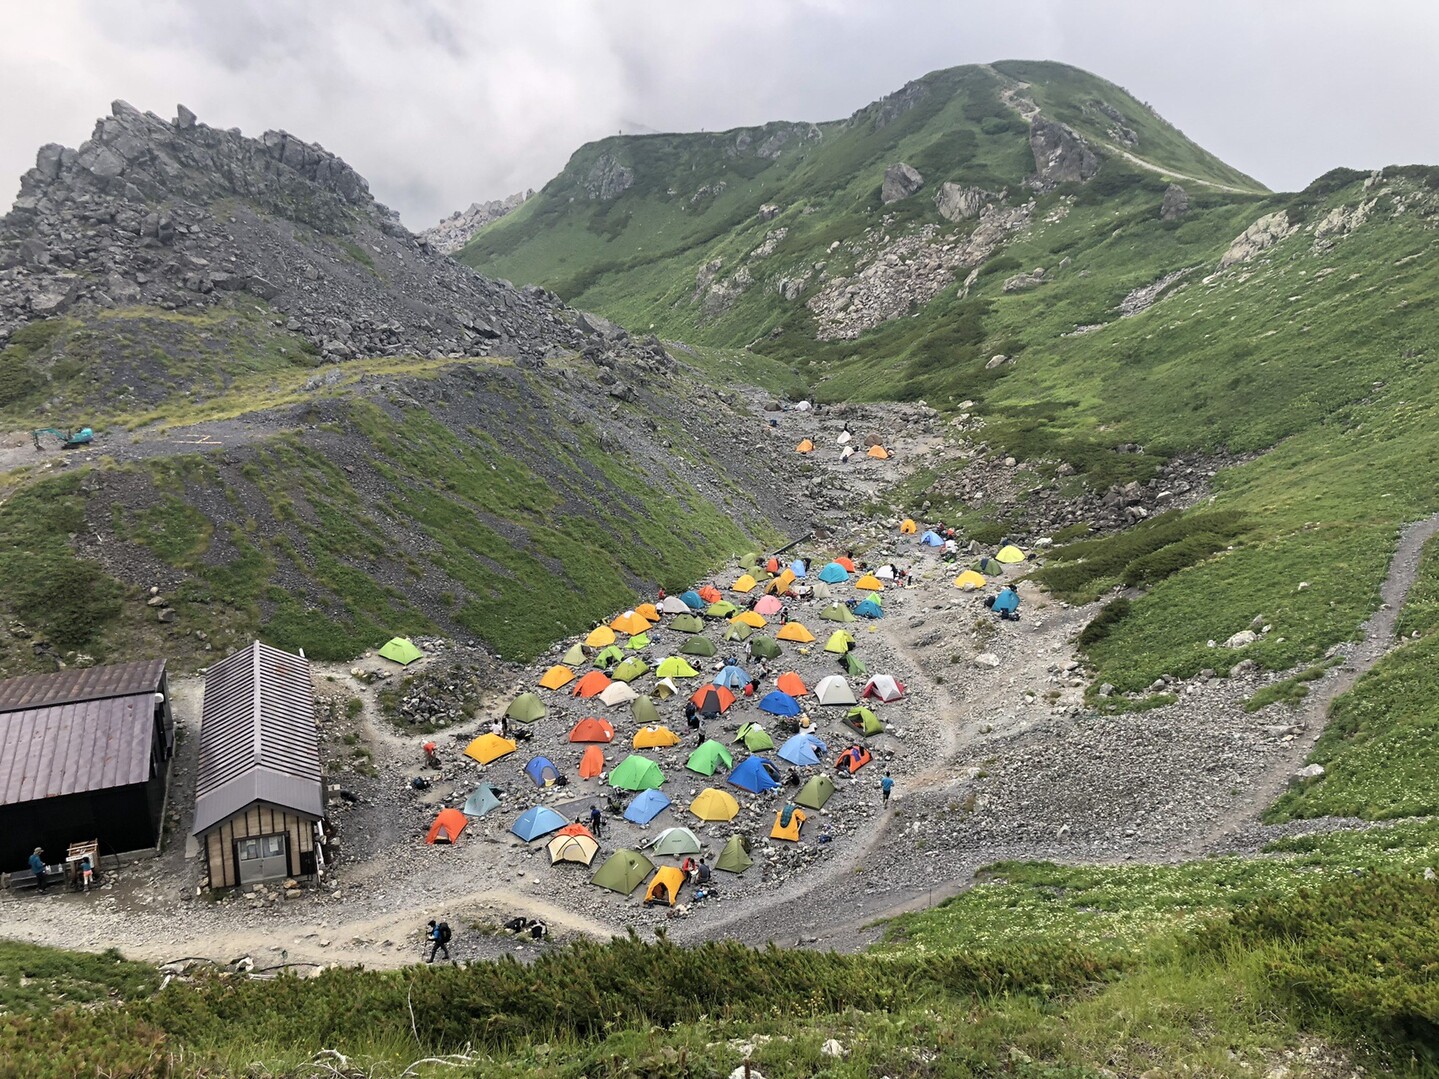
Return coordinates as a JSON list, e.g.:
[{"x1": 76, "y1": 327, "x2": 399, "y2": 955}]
[
  {"x1": 814, "y1": 675, "x2": 858, "y2": 706},
  {"x1": 861, "y1": 674, "x2": 905, "y2": 702},
  {"x1": 599, "y1": 681, "x2": 639, "y2": 707},
  {"x1": 837, "y1": 431, "x2": 851, "y2": 444},
  {"x1": 659, "y1": 595, "x2": 692, "y2": 615},
  {"x1": 874, "y1": 564, "x2": 897, "y2": 580}
]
